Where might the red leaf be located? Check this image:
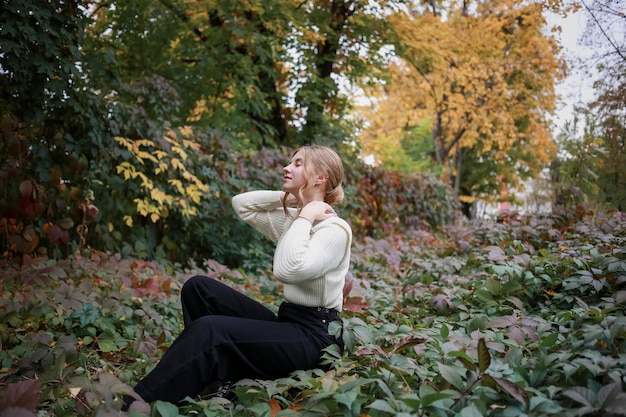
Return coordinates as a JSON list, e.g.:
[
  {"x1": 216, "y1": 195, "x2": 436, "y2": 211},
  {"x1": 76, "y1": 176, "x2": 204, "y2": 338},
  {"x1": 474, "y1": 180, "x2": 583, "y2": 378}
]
[
  {"x1": 491, "y1": 376, "x2": 528, "y2": 405},
  {"x1": 343, "y1": 296, "x2": 368, "y2": 313},
  {"x1": 509, "y1": 326, "x2": 525, "y2": 345},
  {"x1": 131, "y1": 278, "x2": 159, "y2": 296},
  {"x1": 60, "y1": 229, "x2": 70, "y2": 244},
  {"x1": 38, "y1": 266, "x2": 68, "y2": 280},
  {"x1": 343, "y1": 271, "x2": 355, "y2": 298},
  {"x1": 19, "y1": 196, "x2": 42, "y2": 220},
  {"x1": 393, "y1": 335, "x2": 427, "y2": 354},
  {"x1": 486, "y1": 316, "x2": 517, "y2": 329},
  {"x1": 0, "y1": 380, "x2": 41, "y2": 412},
  {"x1": 46, "y1": 224, "x2": 64, "y2": 245},
  {"x1": 486, "y1": 245, "x2": 506, "y2": 261},
  {"x1": 18, "y1": 180, "x2": 34, "y2": 197},
  {"x1": 0, "y1": 407, "x2": 37, "y2": 417},
  {"x1": 268, "y1": 398, "x2": 281, "y2": 417}
]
